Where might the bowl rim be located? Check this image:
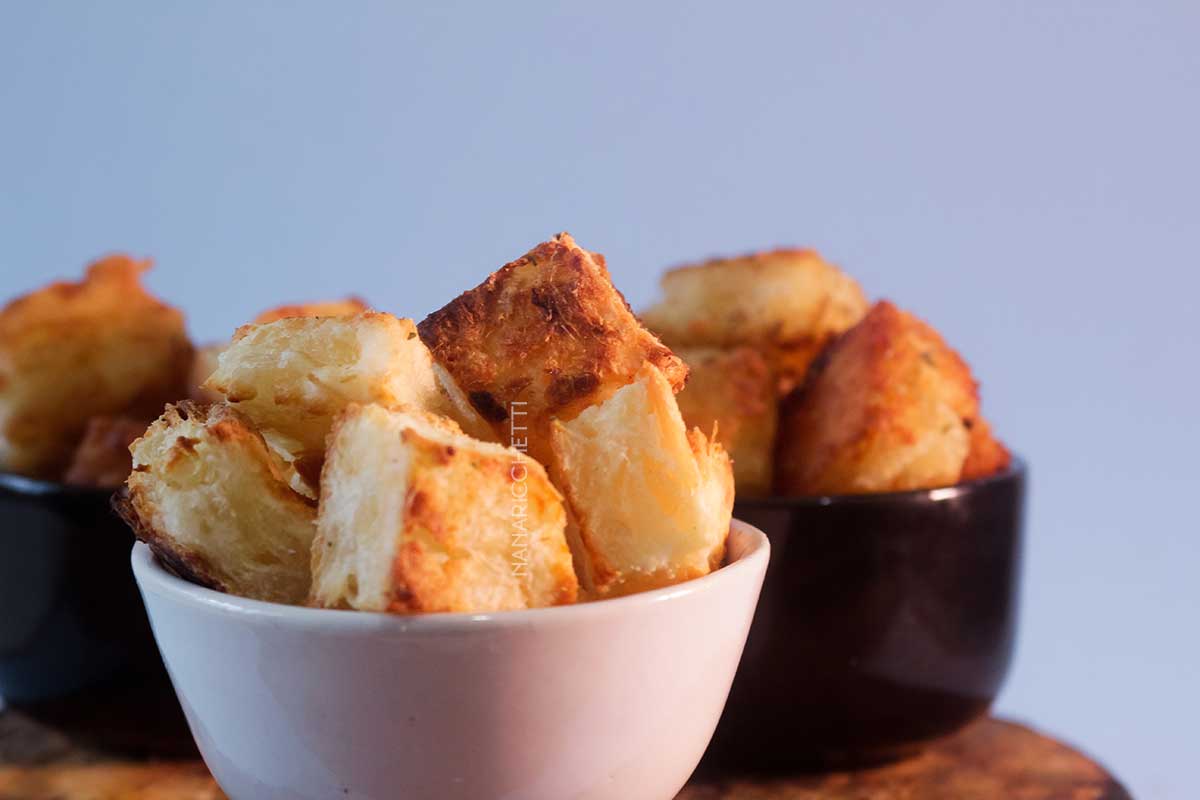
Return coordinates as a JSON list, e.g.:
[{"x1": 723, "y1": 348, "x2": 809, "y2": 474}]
[
  {"x1": 131, "y1": 519, "x2": 770, "y2": 632},
  {"x1": 736, "y1": 456, "x2": 1026, "y2": 509}
]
